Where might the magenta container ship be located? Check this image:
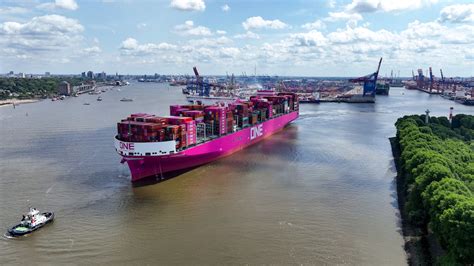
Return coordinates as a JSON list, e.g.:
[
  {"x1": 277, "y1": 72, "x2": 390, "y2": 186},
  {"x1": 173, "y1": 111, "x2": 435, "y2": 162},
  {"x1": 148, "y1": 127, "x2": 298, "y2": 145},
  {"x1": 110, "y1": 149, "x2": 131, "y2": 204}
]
[{"x1": 114, "y1": 92, "x2": 299, "y2": 182}]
